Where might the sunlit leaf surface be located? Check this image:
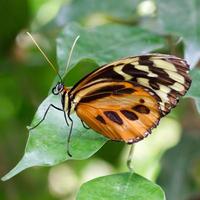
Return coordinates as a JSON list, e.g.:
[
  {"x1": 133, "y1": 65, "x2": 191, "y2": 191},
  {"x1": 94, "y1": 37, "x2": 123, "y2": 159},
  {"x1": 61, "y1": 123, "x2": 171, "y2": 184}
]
[
  {"x1": 77, "y1": 172, "x2": 166, "y2": 200},
  {"x1": 56, "y1": 0, "x2": 140, "y2": 25},
  {"x1": 57, "y1": 23, "x2": 165, "y2": 75},
  {"x1": 2, "y1": 94, "x2": 107, "y2": 181}
]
